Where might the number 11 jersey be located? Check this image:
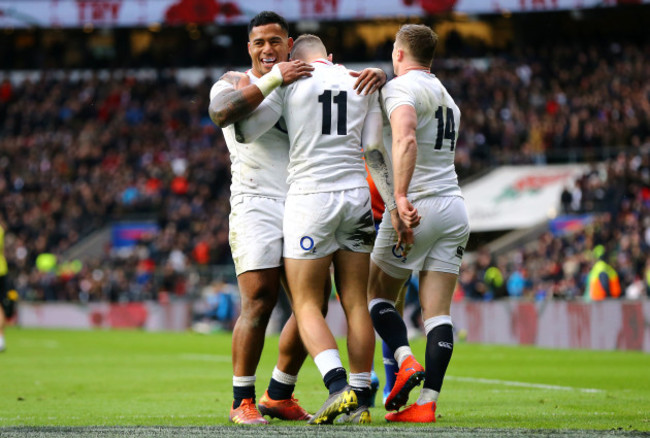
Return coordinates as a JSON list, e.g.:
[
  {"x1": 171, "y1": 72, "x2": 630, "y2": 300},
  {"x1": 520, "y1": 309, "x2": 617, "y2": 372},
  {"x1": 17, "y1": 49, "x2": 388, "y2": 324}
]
[{"x1": 264, "y1": 59, "x2": 381, "y2": 195}]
